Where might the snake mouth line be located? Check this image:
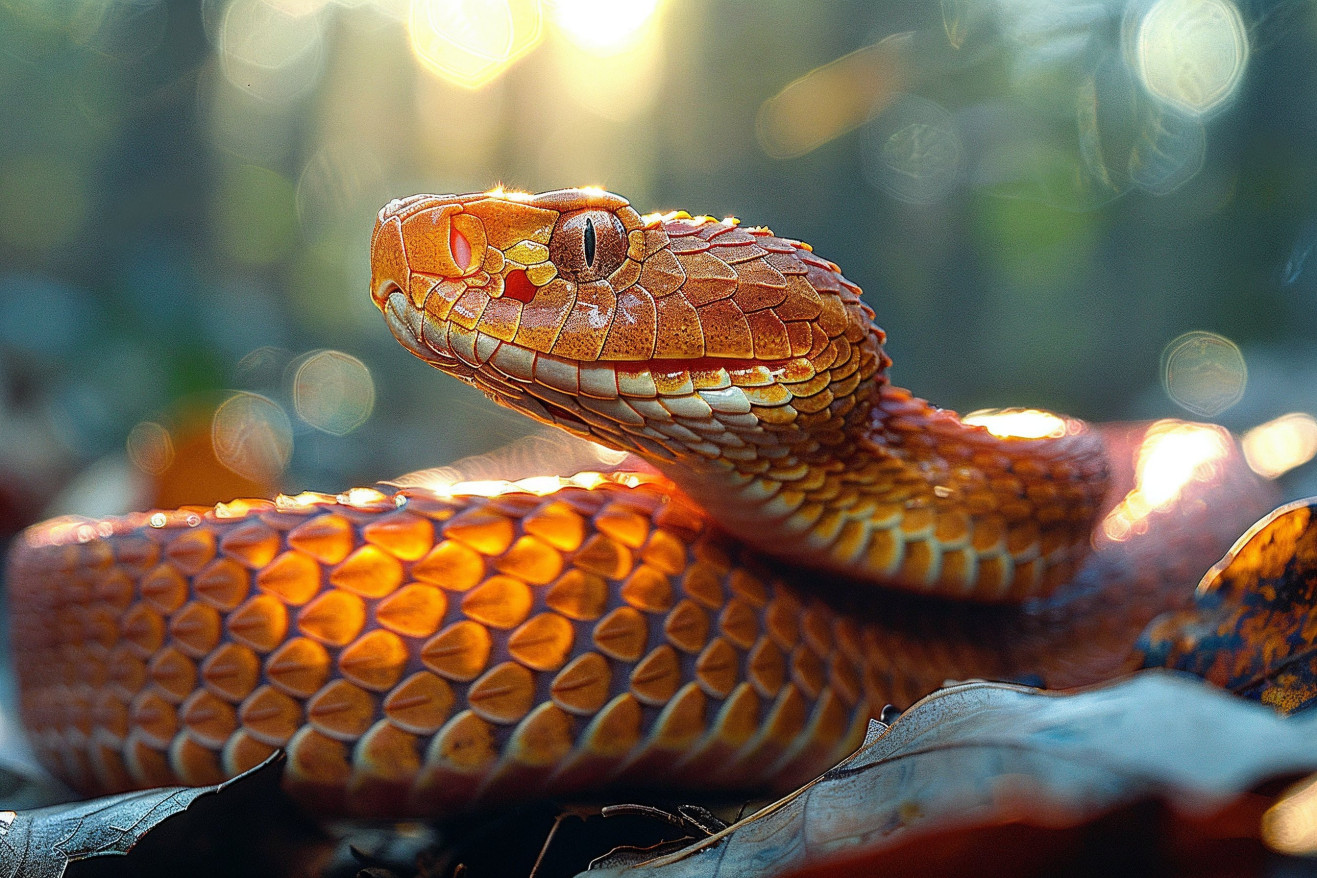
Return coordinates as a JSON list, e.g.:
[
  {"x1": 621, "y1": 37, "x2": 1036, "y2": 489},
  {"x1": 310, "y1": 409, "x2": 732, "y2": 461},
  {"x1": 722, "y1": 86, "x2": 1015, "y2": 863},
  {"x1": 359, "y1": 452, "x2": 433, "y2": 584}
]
[{"x1": 382, "y1": 287, "x2": 798, "y2": 395}]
